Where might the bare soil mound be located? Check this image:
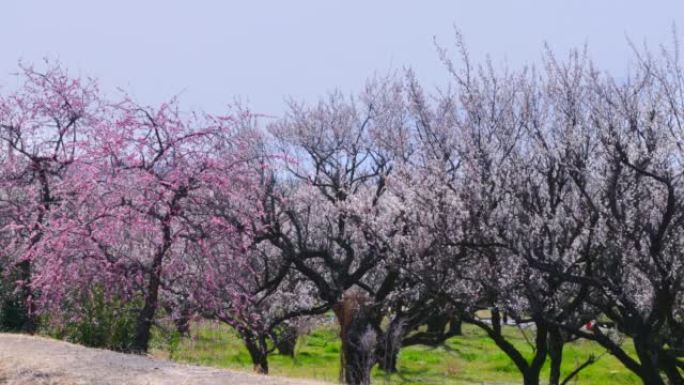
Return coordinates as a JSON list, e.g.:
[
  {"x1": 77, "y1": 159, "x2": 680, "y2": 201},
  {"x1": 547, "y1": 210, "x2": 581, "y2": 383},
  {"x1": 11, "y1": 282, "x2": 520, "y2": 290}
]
[{"x1": 0, "y1": 333, "x2": 326, "y2": 385}]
